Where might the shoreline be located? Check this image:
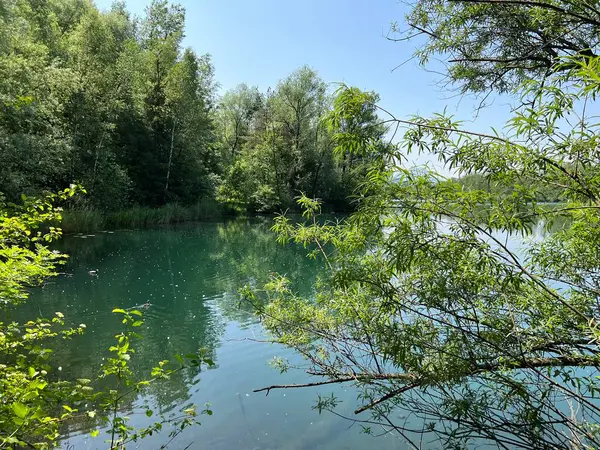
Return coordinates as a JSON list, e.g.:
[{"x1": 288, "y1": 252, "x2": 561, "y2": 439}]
[{"x1": 60, "y1": 202, "x2": 351, "y2": 234}]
